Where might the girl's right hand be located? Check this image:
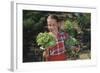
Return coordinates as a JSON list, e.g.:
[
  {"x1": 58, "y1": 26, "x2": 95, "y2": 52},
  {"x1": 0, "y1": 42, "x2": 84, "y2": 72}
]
[{"x1": 43, "y1": 48, "x2": 49, "y2": 61}]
